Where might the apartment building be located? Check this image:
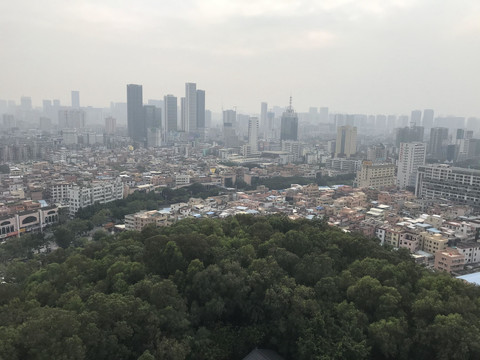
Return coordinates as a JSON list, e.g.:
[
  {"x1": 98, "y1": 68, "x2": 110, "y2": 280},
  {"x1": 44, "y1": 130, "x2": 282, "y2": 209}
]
[
  {"x1": 416, "y1": 164, "x2": 480, "y2": 208},
  {"x1": 125, "y1": 210, "x2": 174, "y2": 231},
  {"x1": 435, "y1": 247, "x2": 465, "y2": 273},
  {"x1": 355, "y1": 161, "x2": 396, "y2": 189},
  {"x1": 456, "y1": 242, "x2": 480, "y2": 264},
  {"x1": 48, "y1": 182, "x2": 73, "y2": 203},
  {"x1": 68, "y1": 178, "x2": 124, "y2": 216}
]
